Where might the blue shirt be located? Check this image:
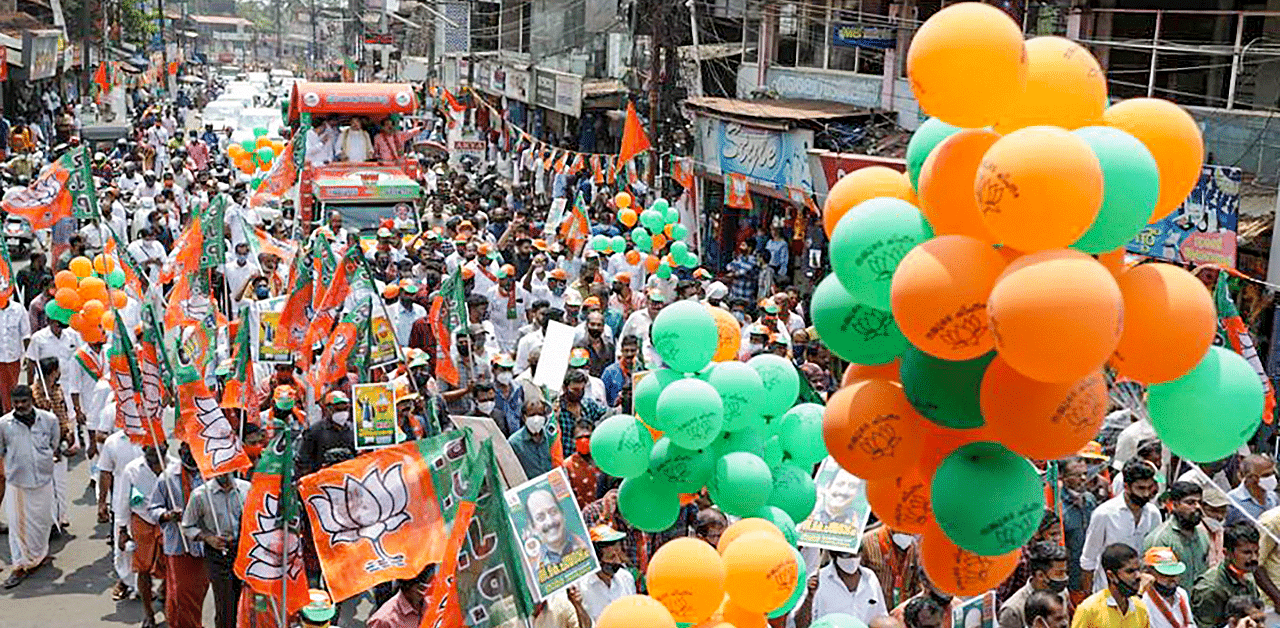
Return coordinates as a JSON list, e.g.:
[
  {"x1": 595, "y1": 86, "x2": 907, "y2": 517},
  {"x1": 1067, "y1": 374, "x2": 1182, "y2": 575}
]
[
  {"x1": 765, "y1": 238, "x2": 789, "y2": 274},
  {"x1": 147, "y1": 465, "x2": 205, "y2": 557},
  {"x1": 602, "y1": 363, "x2": 628, "y2": 407},
  {"x1": 1226, "y1": 484, "x2": 1278, "y2": 525}
]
